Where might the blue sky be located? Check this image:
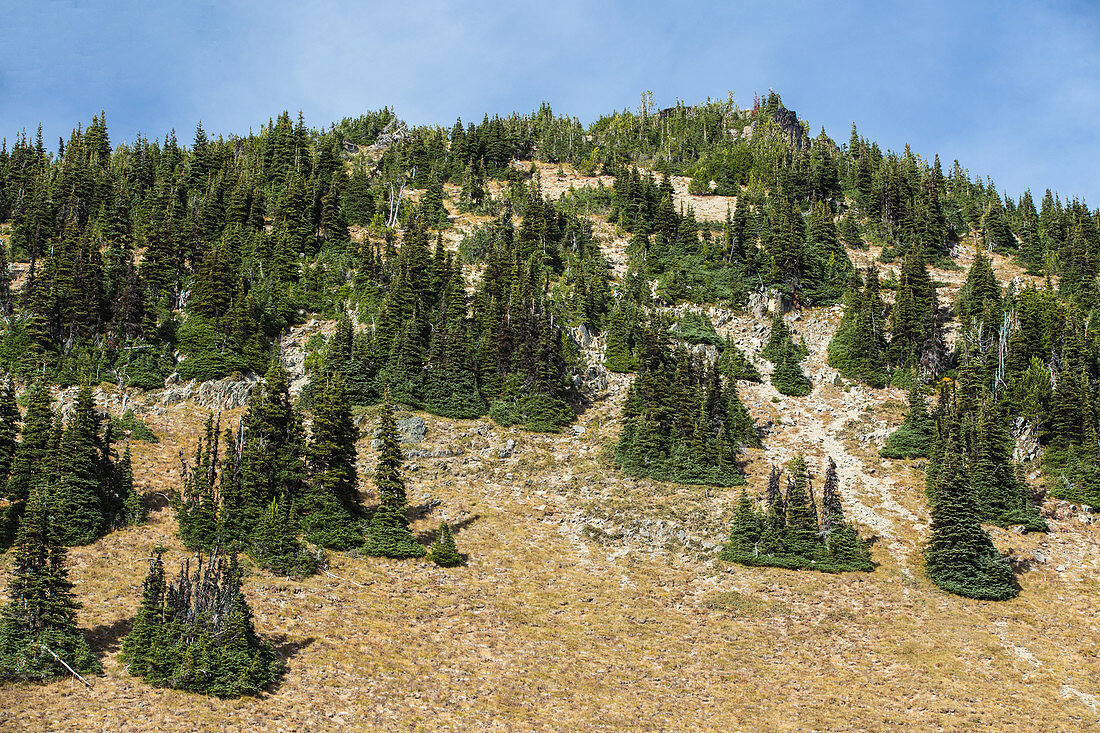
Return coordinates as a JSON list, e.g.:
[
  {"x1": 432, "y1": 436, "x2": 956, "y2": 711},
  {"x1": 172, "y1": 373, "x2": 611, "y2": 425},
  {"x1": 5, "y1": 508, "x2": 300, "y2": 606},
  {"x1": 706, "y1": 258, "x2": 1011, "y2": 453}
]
[{"x1": 2, "y1": 1, "x2": 1097, "y2": 203}]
